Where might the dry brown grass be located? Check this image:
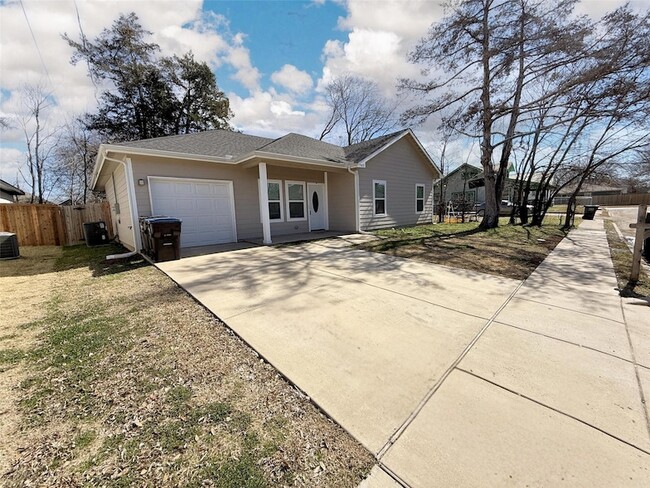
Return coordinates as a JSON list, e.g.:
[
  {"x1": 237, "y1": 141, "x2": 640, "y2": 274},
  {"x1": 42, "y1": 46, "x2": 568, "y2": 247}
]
[
  {"x1": 601, "y1": 216, "x2": 650, "y2": 298},
  {"x1": 360, "y1": 219, "x2": 570, "y2": 280},
  {"x1": 1, "y1": 245, "x2": 373, "y2": 487}
]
